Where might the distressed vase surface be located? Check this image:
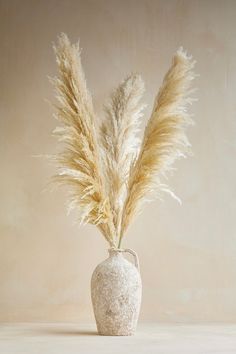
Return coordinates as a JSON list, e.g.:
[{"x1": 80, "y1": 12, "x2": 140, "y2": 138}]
[{"x1": 91, "y1": 248, "x2": 142, "y2": 336}]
